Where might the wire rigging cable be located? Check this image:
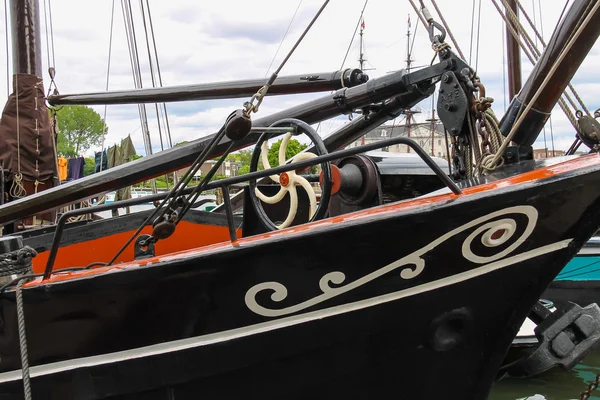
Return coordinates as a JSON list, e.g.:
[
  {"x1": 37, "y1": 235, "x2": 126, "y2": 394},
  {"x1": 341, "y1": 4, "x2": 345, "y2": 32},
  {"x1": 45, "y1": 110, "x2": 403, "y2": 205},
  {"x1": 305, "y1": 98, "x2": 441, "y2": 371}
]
[
  {"x1": 485, "y1": 0, "x2": 600, "y2": 170},
  {"x1": 244, "y1": 0, "x2": 330, "y2": 117},
  {"x1": 316, "y1": 0, "x2": 368, "y2": 134},
  {"x1": 469, "y1": 0, "x2": 476, "y2": 64},
  {"x1": 339, "y1": 0, "x2": 369, "y2": 71},
  {"x1": 491, "y1": 0, "x2": 580, "y2": 134},
  {"x1": 145, "y1": 0, "x2": 173, "y2": 150},
  {"x1": 537, "y1": 0, "x2": 556, "y2": 155},
  {"x1": 474, "y1": 0, "x2": 482, "y2": 73},
  {"x1": 429, "y1": 0, "x2": 466, "y2": 61},
  {"x1": 266, "y1": 0, "x2": 303, "y2": 78}
]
